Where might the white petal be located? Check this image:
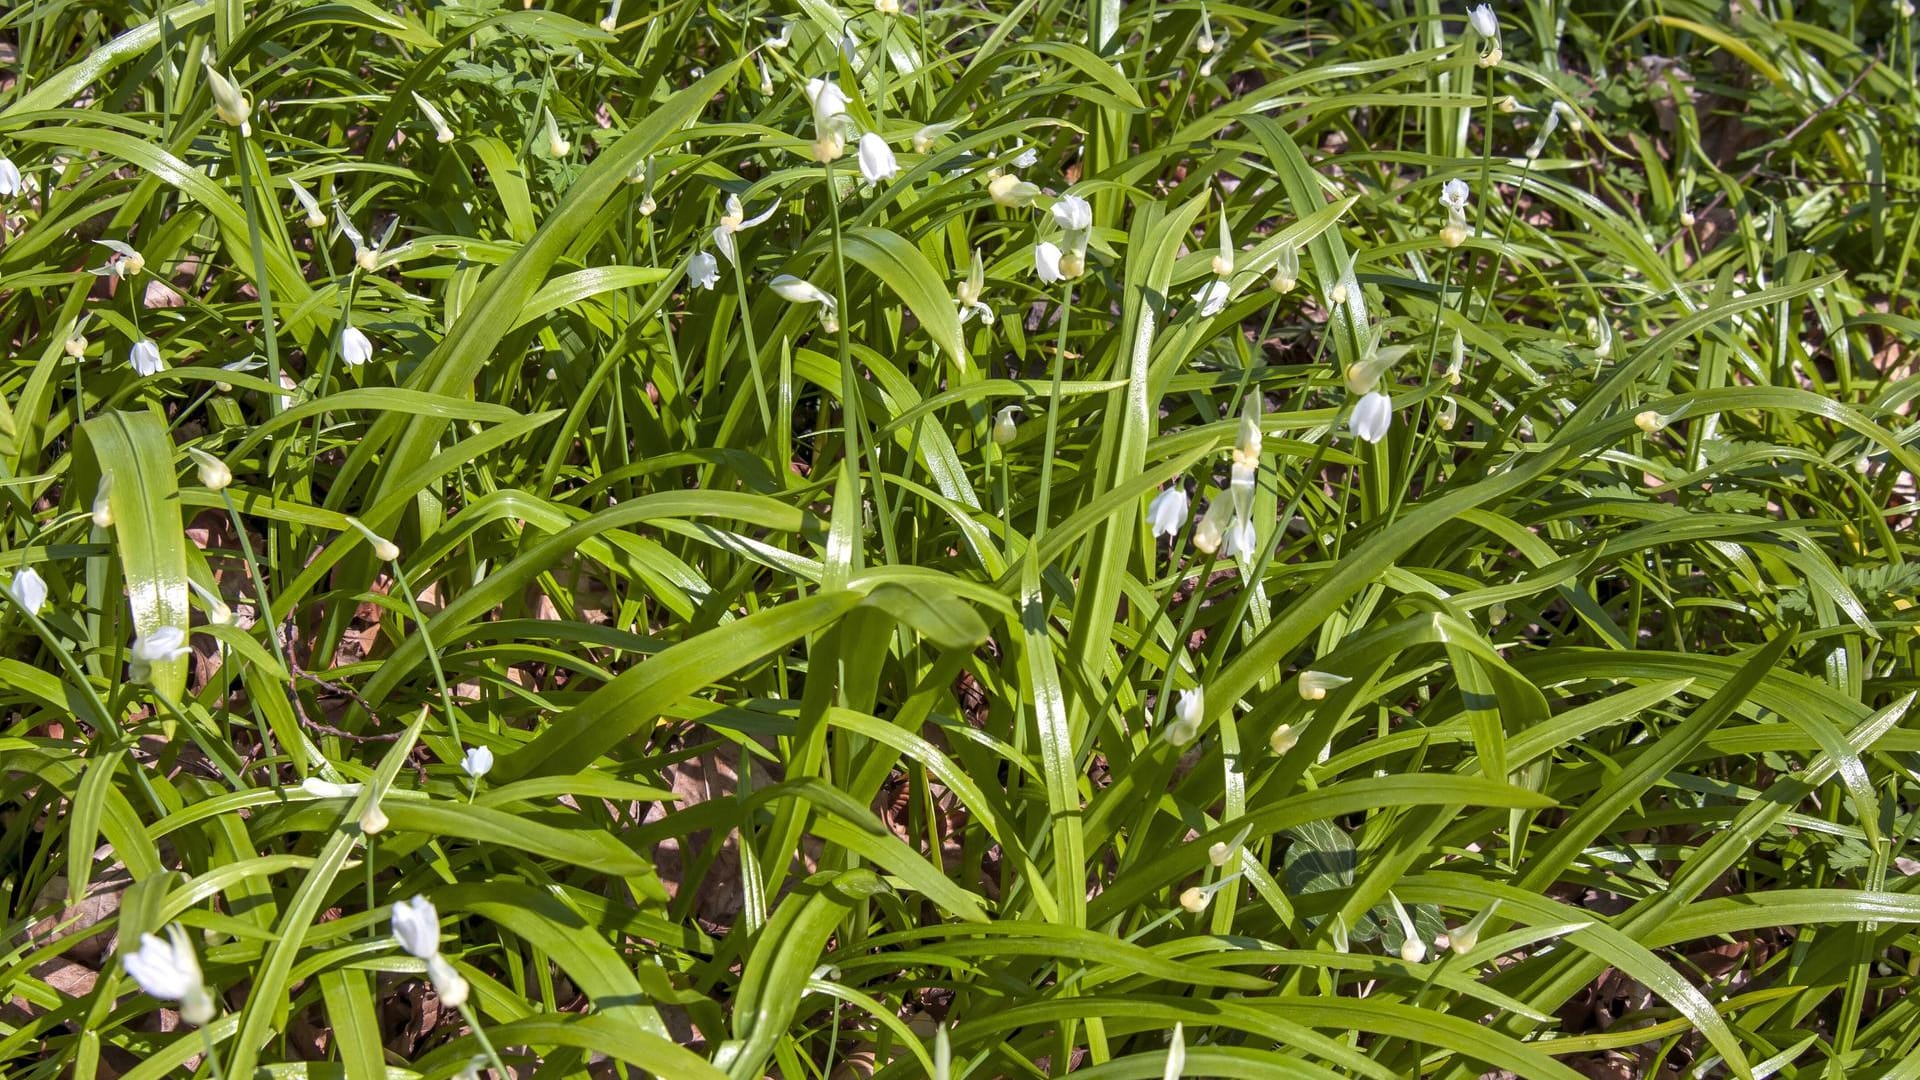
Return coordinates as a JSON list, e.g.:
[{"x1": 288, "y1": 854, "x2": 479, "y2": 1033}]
[
  {"x1": 857, "y1": 132, "x2": 898, "y2": 182},
  {"x1": 1034, "y1": 242, "x2": 1064, "y2": 284},
  {"x1": 8, "y1": 568, "x2": 48, "y2": 615},
  {"x1": 391, "y1": 895, "x2": 441, "y2": 959},
  {"x1": 1350, "y1": 391, "x2": 1393, "y2": 443}
]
